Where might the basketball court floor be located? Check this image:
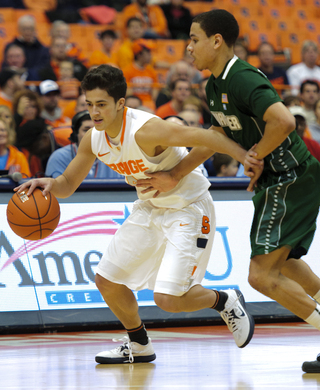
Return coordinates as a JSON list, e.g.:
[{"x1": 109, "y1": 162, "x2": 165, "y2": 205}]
[{"x1": 1, "y1": 322, "x2": 320, "y2": 389}]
